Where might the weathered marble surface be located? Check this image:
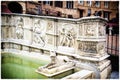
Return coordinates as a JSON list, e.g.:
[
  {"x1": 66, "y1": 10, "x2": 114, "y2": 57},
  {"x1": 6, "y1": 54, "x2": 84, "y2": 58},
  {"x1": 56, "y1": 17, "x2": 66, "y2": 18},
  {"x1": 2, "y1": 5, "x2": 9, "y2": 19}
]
[{"x1": 1, "y1": 13, "x2": 111, "y2": 79}]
